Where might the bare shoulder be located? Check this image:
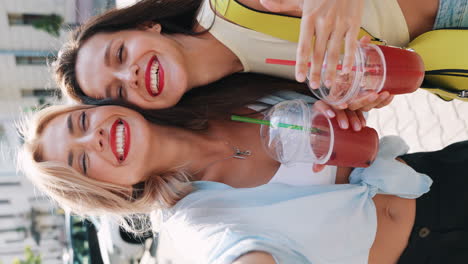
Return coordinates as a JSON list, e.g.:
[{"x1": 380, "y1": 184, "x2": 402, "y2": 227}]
[
  {"x1": 236, "y1": 0, "x2": 301, "y2": 17},
  {"x1": 232, "y1": 251, "x2": 277, "y2": 264},
  {"x1": 236, "y1": 0, "x2": 270, "y2": 12}
]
